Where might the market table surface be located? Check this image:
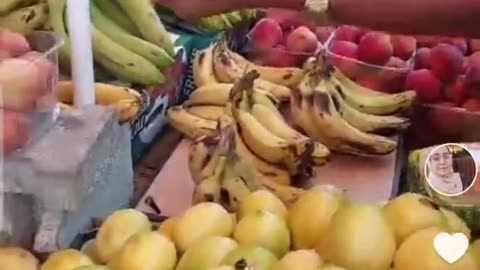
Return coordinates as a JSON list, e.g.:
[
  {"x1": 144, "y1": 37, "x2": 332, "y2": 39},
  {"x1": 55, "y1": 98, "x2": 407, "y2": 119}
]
[
  {"x1": 136, "y1": 135, "x2": 402, "y2": 217},
  {"x1": 133, "y1": 127, "x2": 183, "y2": 204}
]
